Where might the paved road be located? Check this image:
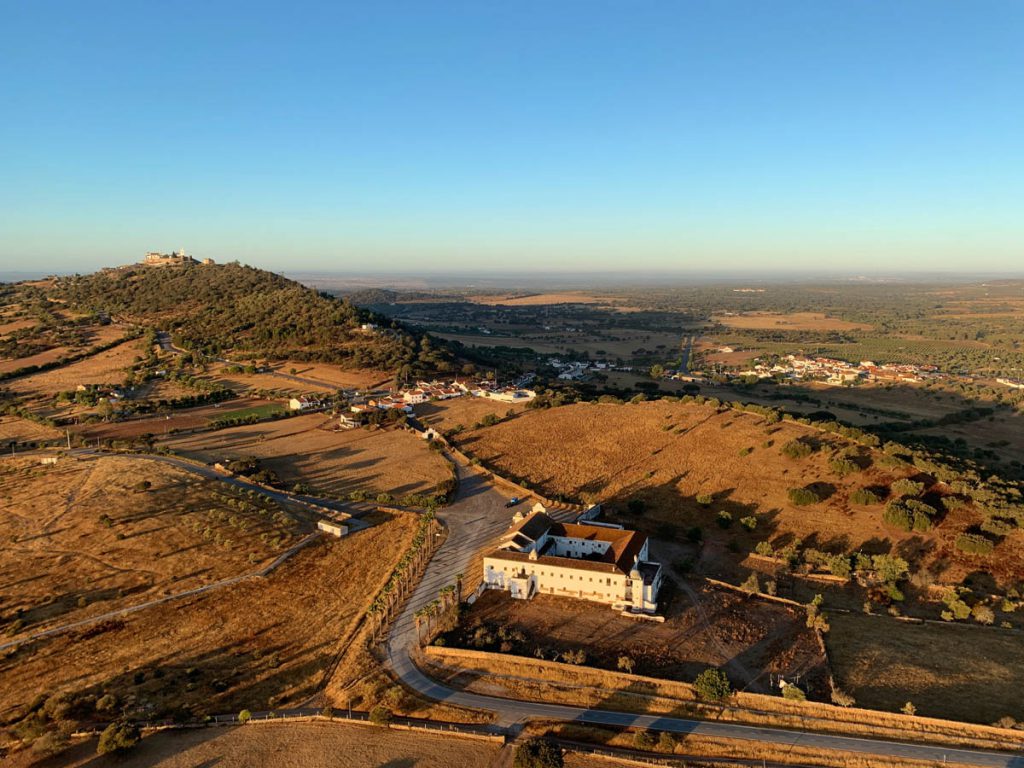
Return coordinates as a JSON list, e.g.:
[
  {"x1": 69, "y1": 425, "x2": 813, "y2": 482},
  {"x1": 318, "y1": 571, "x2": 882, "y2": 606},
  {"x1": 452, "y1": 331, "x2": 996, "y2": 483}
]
[{"x1": 383, "y1": 462, "x2": 1024, "y2": 767}]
